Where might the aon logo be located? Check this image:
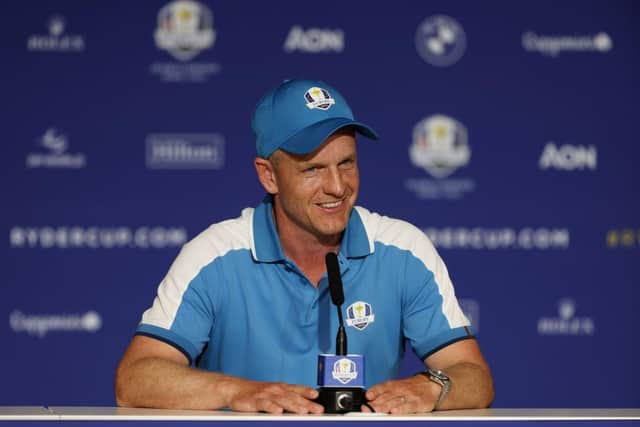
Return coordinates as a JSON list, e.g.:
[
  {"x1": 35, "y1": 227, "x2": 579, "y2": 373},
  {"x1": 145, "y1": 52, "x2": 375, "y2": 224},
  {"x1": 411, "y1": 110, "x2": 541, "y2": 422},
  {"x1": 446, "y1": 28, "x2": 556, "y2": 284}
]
[{"x1": 539, "y1": 143, "x2": 597, "y2": 170}]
